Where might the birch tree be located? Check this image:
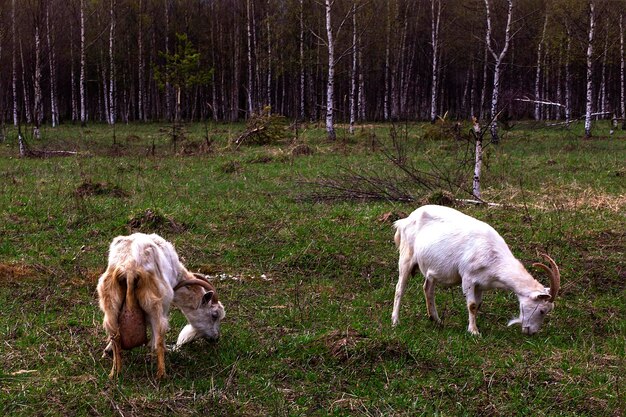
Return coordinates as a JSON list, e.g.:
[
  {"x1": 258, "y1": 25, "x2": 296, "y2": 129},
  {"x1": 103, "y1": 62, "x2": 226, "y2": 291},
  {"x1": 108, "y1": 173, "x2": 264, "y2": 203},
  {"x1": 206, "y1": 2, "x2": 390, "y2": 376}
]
[
  {"x1": 534, "y1": 13, "x2": 548, "y2": 121},
  {"x1": 324, "y1": 0, "x2": 336, "y2": 140},
  {"x1": 137, "y1": 0, "x2": 145, "y2": 121},
  {"x1": 349, "y1": 3, "x2": 357, "y2": 134},
  {"x1": 11, "y1": 0, "x2": 18, "y2": 126},
  {"x1": 584, "y1": 1, "x2": 595, "y2": 138},
  {"x1": 565, "y1": 22, "x2": 572, "y2": 126},
  {"x1": 80, "y1": 0, "x2": 87, "y2": 126},
  {"x1": 619, "y1": 13, "x2": 626, "y2": 130},
  {"x1": 484, "y1": 0, "x2": 514, "y2": 144},
  {"x1": 46, "y1": 4, "x2": 58, "y2": 128},
  {"x1": 32, "y1": 4, "x2": 43, "y2": 139},
  {"x1": 246, "y1": 0, "x2": 254, "y2": 116},
  {"x1": 430, "y1": 0, "x2": 442, "y2": 122},
  {"x1": 108, "y1": 0, "x2": 116, "y2": 125}
]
